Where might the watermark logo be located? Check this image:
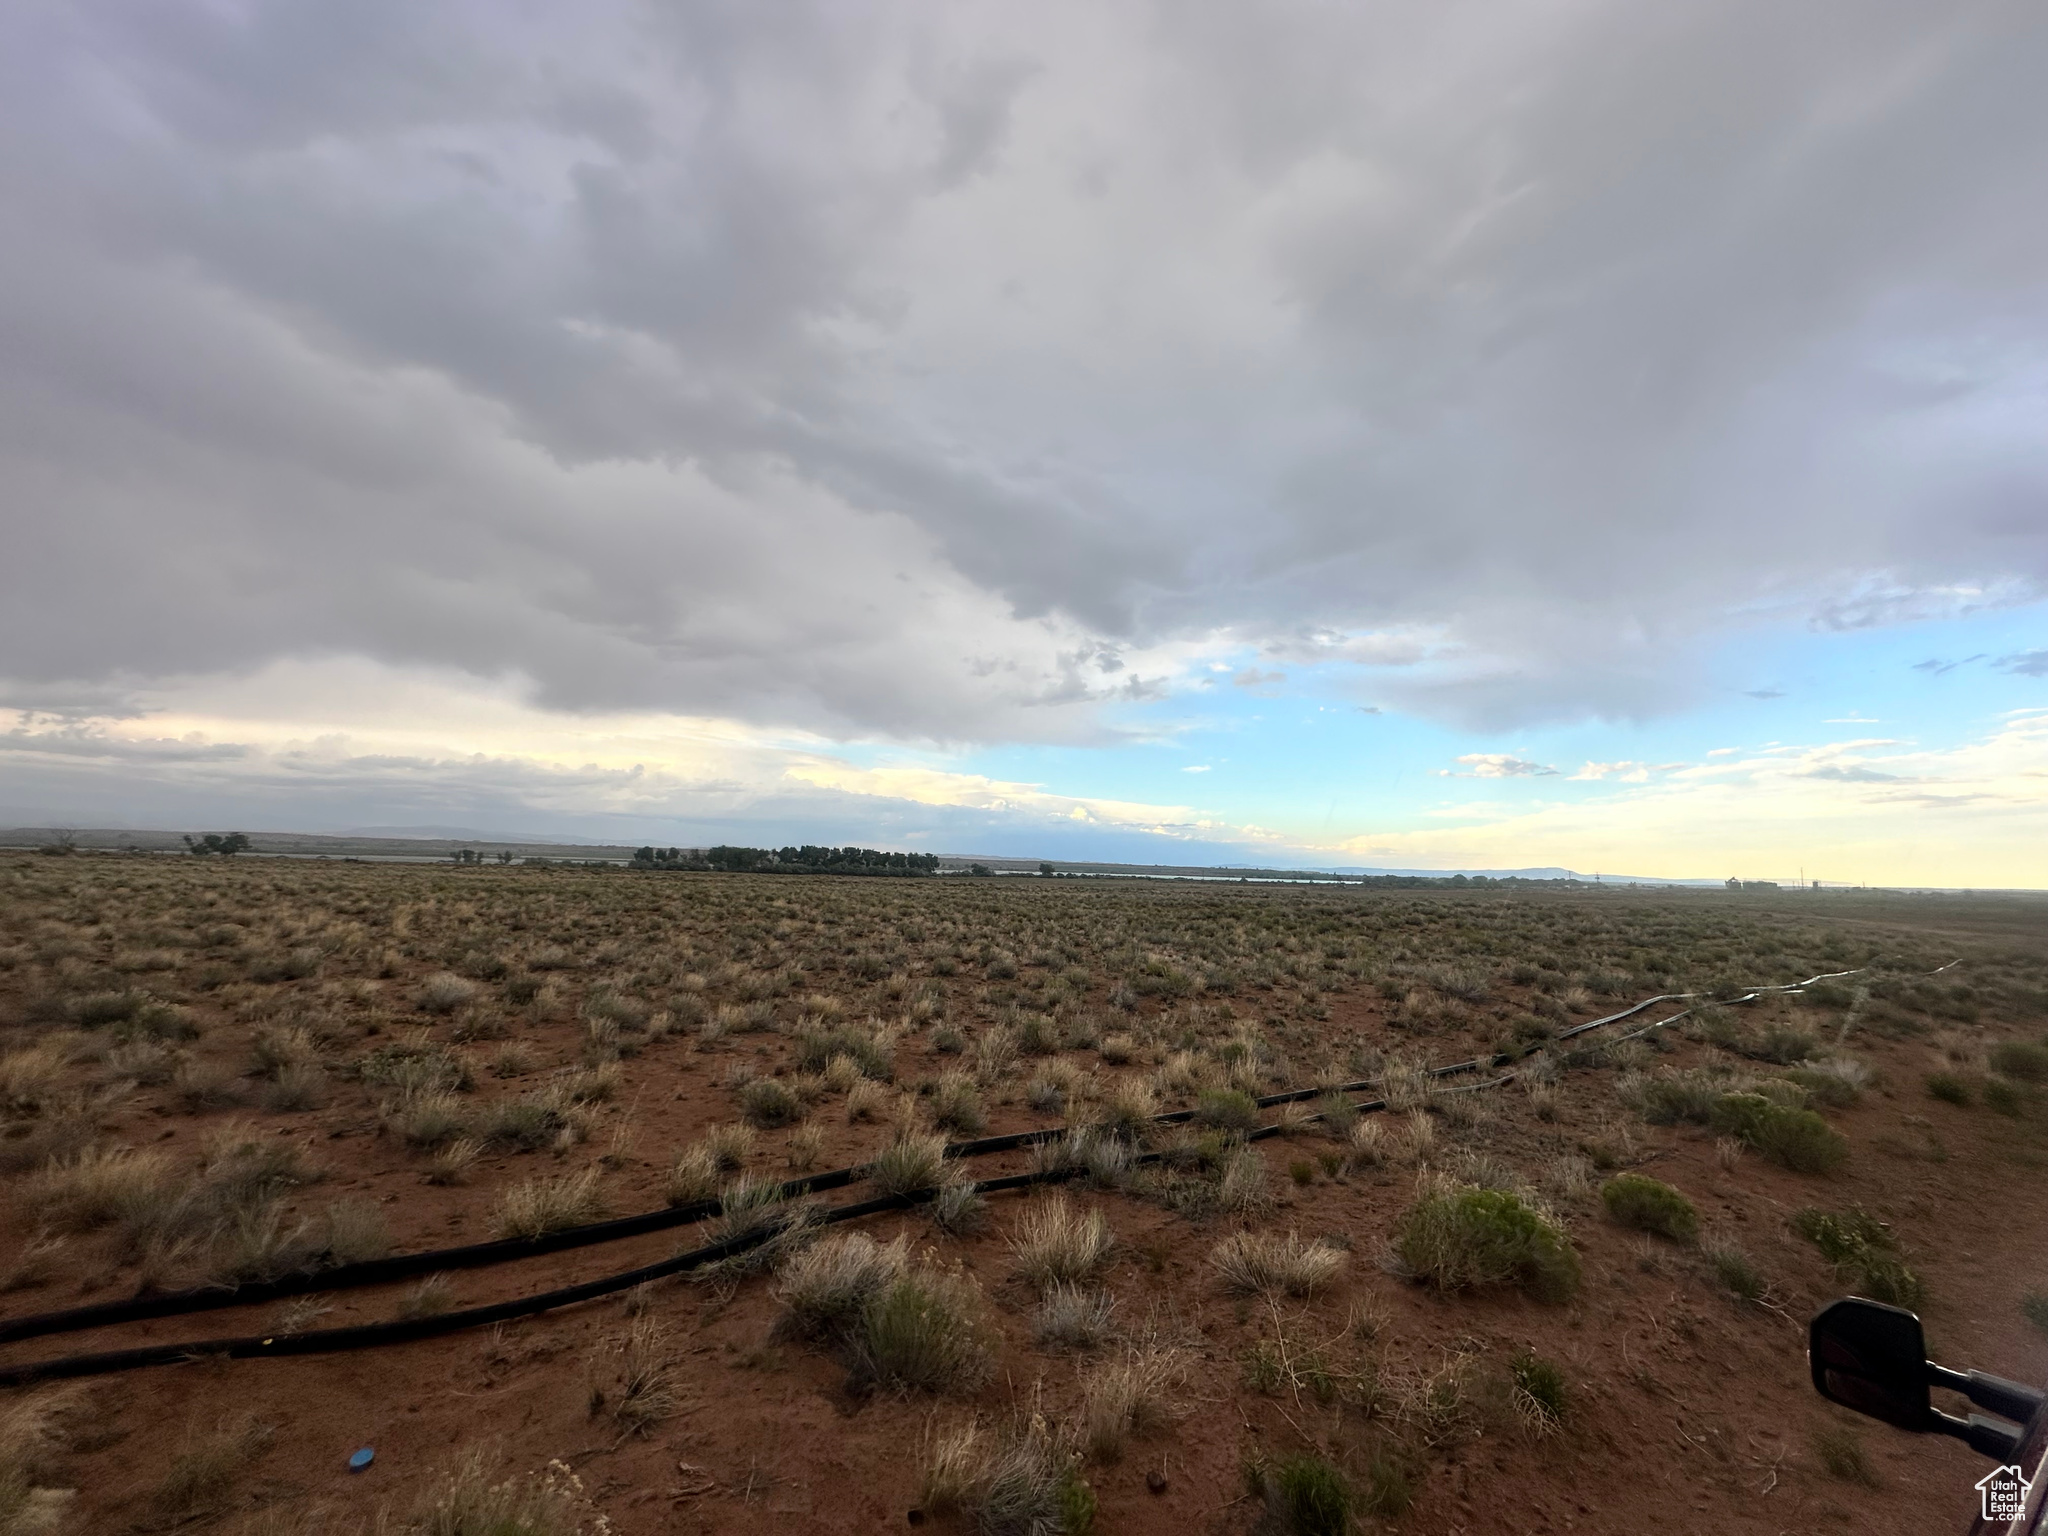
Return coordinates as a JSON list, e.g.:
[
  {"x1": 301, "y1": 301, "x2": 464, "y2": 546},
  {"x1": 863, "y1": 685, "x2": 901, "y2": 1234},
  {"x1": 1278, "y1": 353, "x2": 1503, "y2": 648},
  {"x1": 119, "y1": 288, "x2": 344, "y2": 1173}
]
[{"x1": 1976, "y1": 1464, "x2": 2032, "y2": 1525}]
